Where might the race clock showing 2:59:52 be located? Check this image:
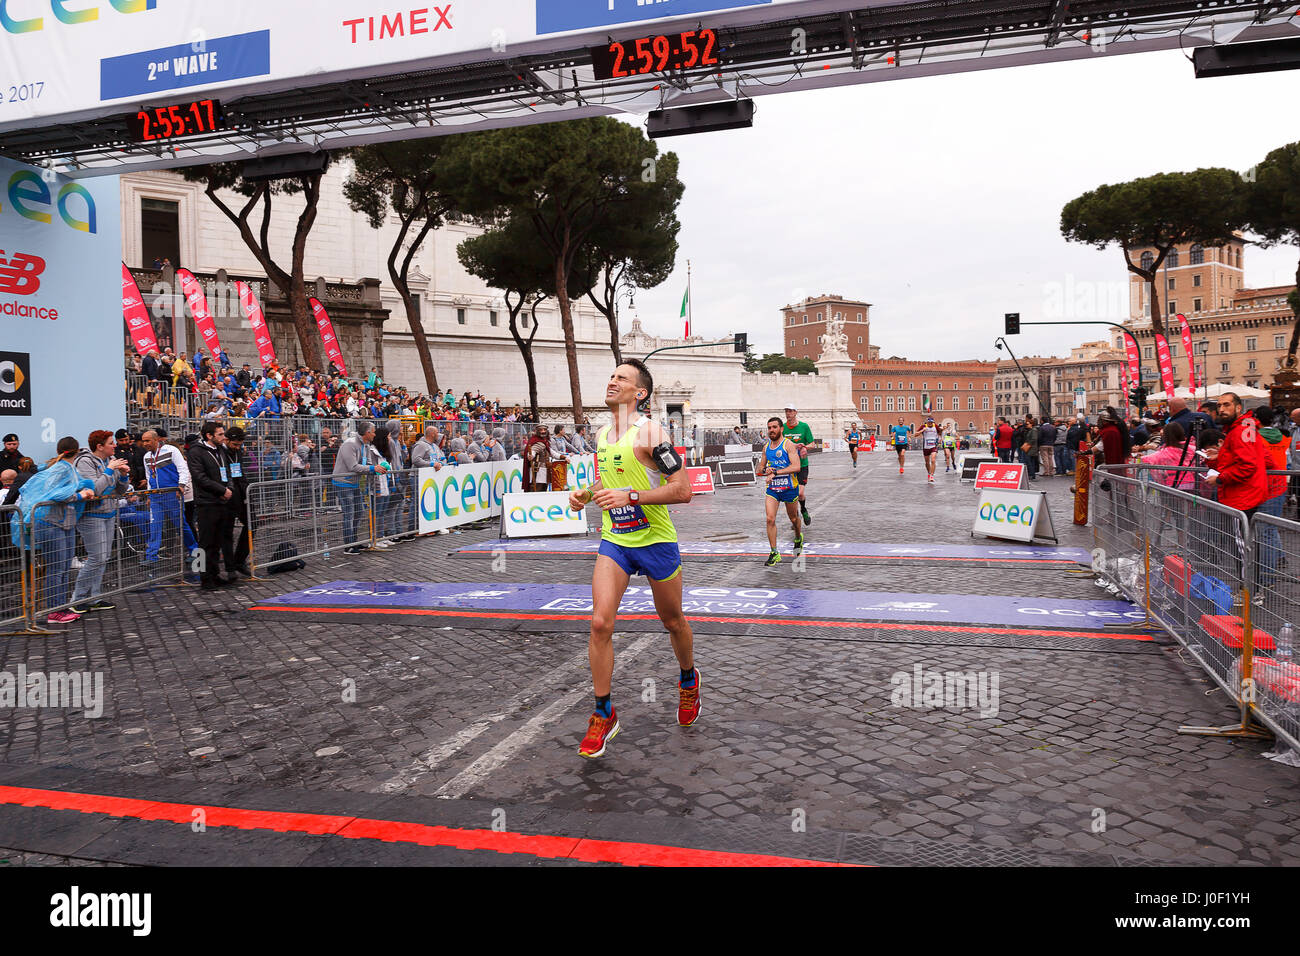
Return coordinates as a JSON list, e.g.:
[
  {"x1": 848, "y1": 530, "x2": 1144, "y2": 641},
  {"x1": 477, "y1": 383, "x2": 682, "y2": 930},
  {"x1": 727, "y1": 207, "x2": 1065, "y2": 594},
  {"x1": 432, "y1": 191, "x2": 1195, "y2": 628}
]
[{"x1": 589, "y1": 28, "x2": 721, "y2": 80}]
